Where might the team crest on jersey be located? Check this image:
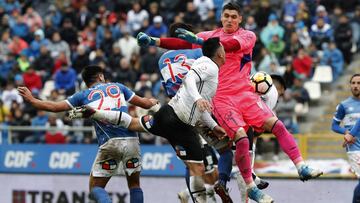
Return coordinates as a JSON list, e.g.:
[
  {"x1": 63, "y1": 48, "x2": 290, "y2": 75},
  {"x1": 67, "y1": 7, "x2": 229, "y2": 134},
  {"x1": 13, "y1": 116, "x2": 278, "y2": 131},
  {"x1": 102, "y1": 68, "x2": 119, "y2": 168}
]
[
  {"x1": 175, "y1": 145, "x2": 187, "y2": 157},
  {"x1": 126, "y1": 158, "x2": 140, "y2": 168},
  {"x1": 101, "y1": 159, "x2": 117, "y2": 170}
]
